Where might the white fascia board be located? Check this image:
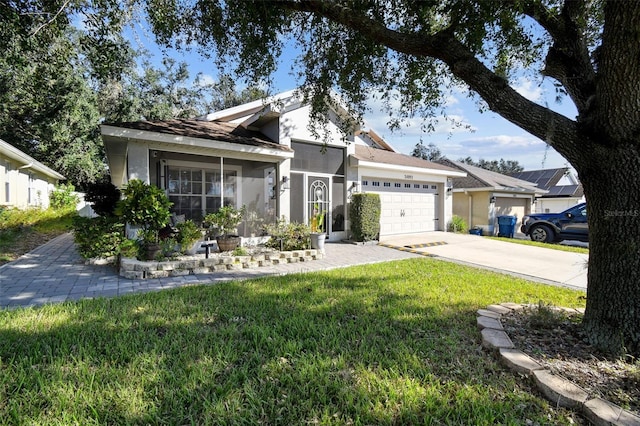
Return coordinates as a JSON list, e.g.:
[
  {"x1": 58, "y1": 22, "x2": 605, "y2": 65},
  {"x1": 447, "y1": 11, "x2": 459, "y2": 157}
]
[
  {"x1": 0, "y1": 139, "x2": 65, "y2": 180},
  {"x1": 201, "y1": 89, "x2": 299, "y2": 122},
  {"x1": 355, "y1": 159, "x2": 467, "y2": 178},
  {"x1": 101, "y1": 126, "x2": 294, "y2": 160},
  {"x1": 453, "y1": 187, "x2": 541, "y2": 196}
]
